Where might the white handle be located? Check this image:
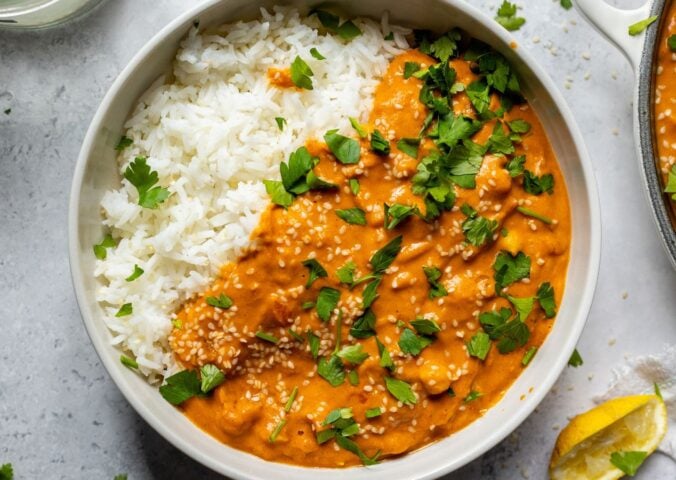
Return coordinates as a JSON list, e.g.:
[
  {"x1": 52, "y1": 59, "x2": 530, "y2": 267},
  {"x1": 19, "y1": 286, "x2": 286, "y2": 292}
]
[{"x1": 575, "y1": 0, "x2": 653, "y2": 69}]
